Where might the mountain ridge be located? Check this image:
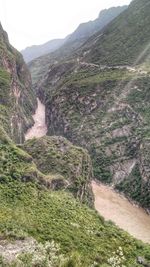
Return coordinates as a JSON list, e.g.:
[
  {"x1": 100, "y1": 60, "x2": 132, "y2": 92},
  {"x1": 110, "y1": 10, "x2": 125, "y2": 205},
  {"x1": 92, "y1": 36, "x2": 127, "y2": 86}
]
[
  {"x1": 21, "y1": 5, "x2": 127, "y2": 63},
  {"x1": 1, "y1": 23, "x2": 150, "y2": 267},
  {"x1": 33, "y1": 0, "x2": 150, "y2": 212},
  {"x1": 21, "y1": 38, "x2": 67, "y2": 63},
  {"x1": 79, "y1": 0, "x2": 150, "y2": 66}
]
